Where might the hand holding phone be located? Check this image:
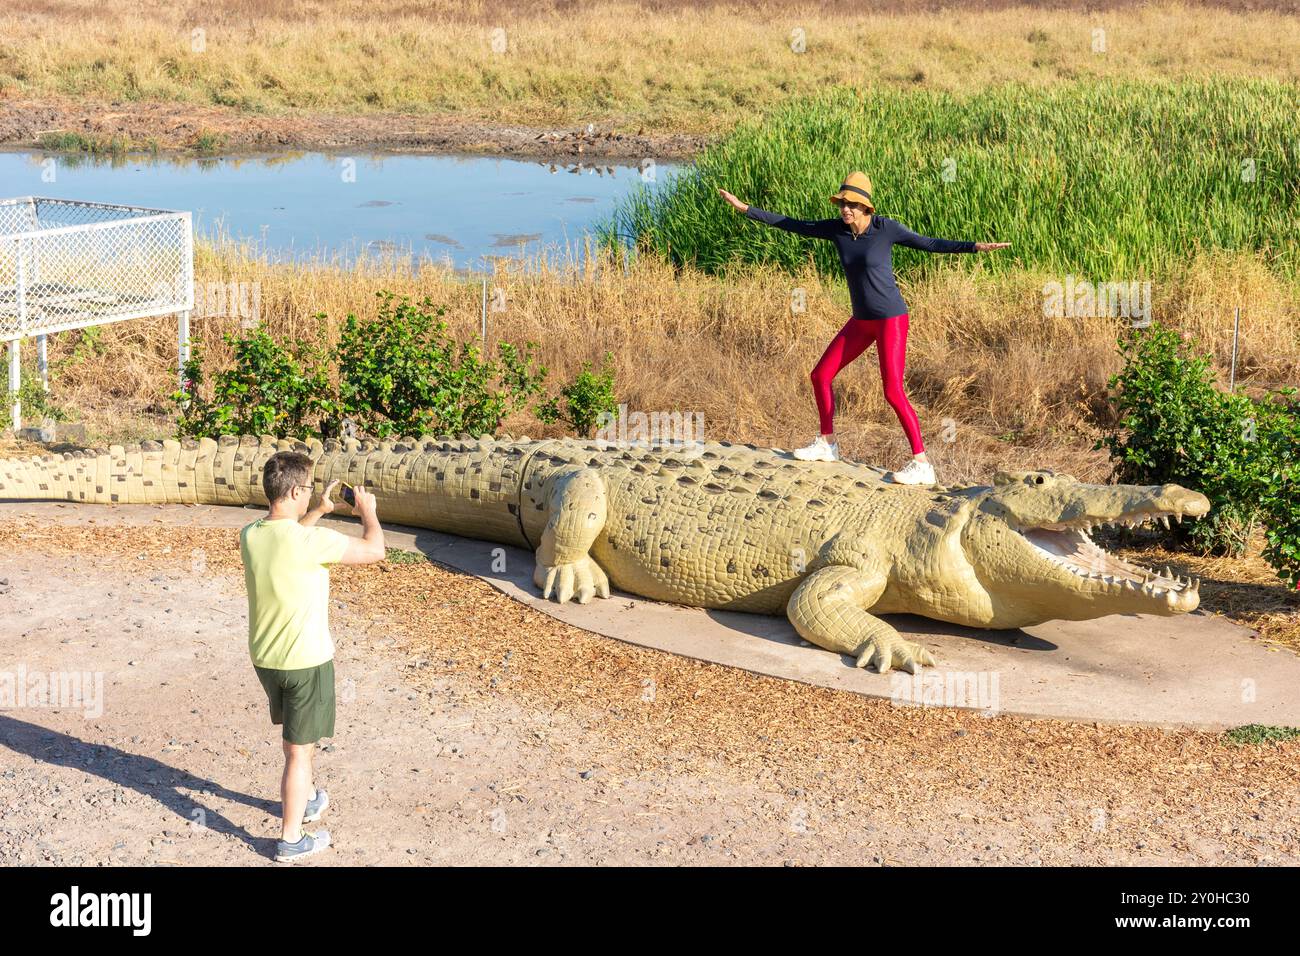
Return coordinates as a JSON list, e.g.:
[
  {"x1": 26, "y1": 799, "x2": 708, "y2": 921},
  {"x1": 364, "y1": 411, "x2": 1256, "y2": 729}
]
[{"x1": 339, "y1": 482, "x2": 376, "y2": 519}]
